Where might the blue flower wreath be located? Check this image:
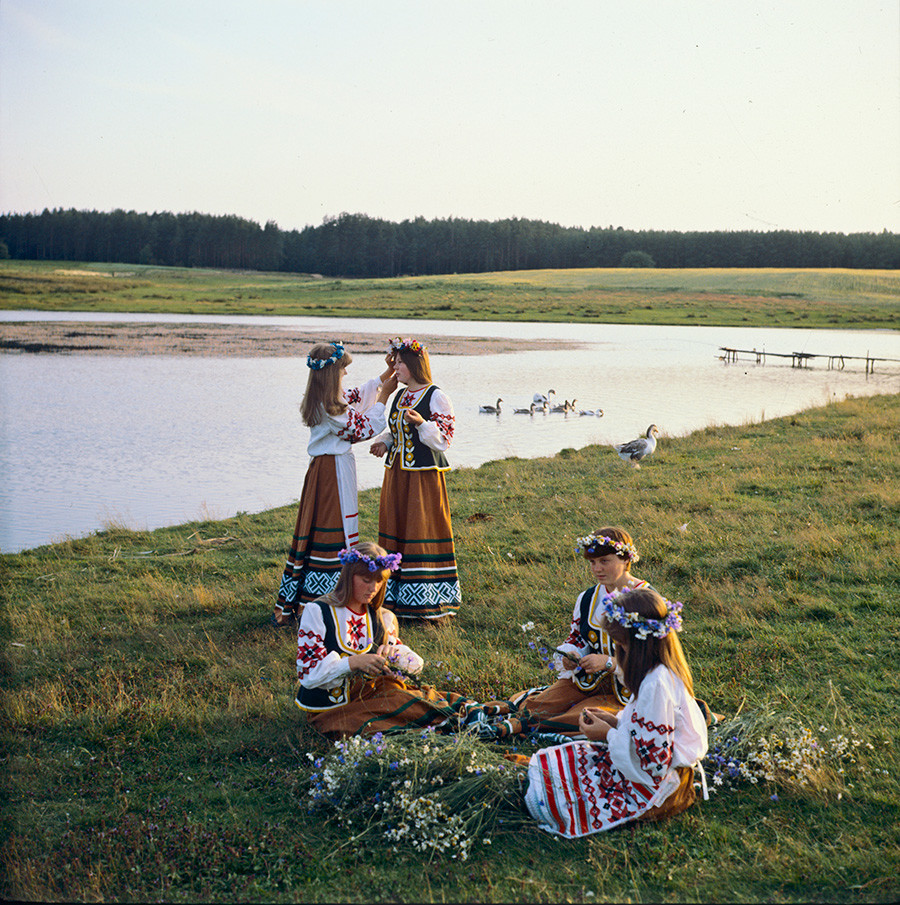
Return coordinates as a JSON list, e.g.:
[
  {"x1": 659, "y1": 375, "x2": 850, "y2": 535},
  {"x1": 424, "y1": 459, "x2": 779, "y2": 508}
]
[
  {"x1": 338, "y1": 548, "x2": 402, "y2": 572},
  {"x1": 307, "y1": 341, "x2": 345, "y2": 370},
  {"x1": 601, "y1": 587, "x2": 683, "y2": 639}
]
